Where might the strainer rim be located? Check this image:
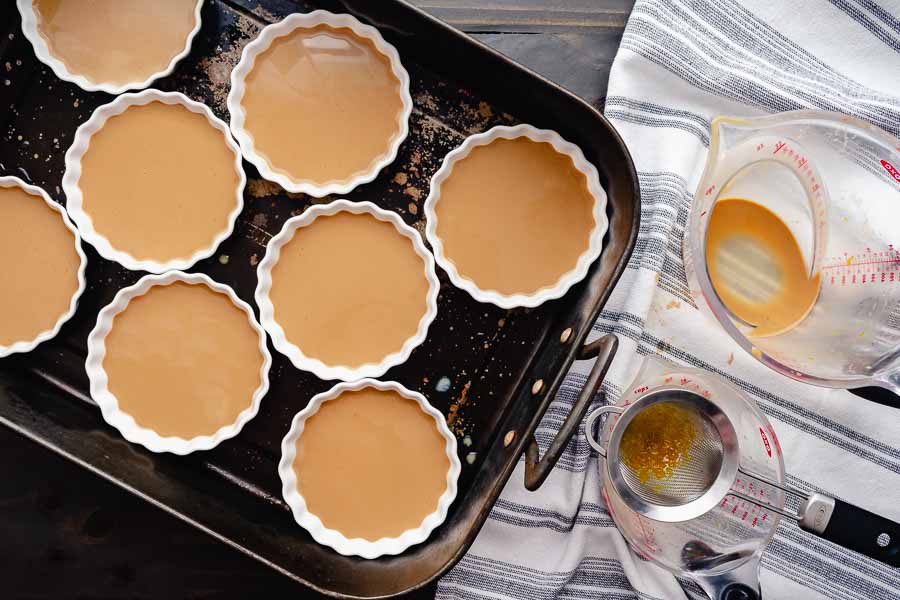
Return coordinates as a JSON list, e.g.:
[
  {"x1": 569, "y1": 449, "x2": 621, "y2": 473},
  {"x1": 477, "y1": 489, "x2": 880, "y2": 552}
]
[{"x1": 604, "y1": 387, "x2": 742, "y2": 523}]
